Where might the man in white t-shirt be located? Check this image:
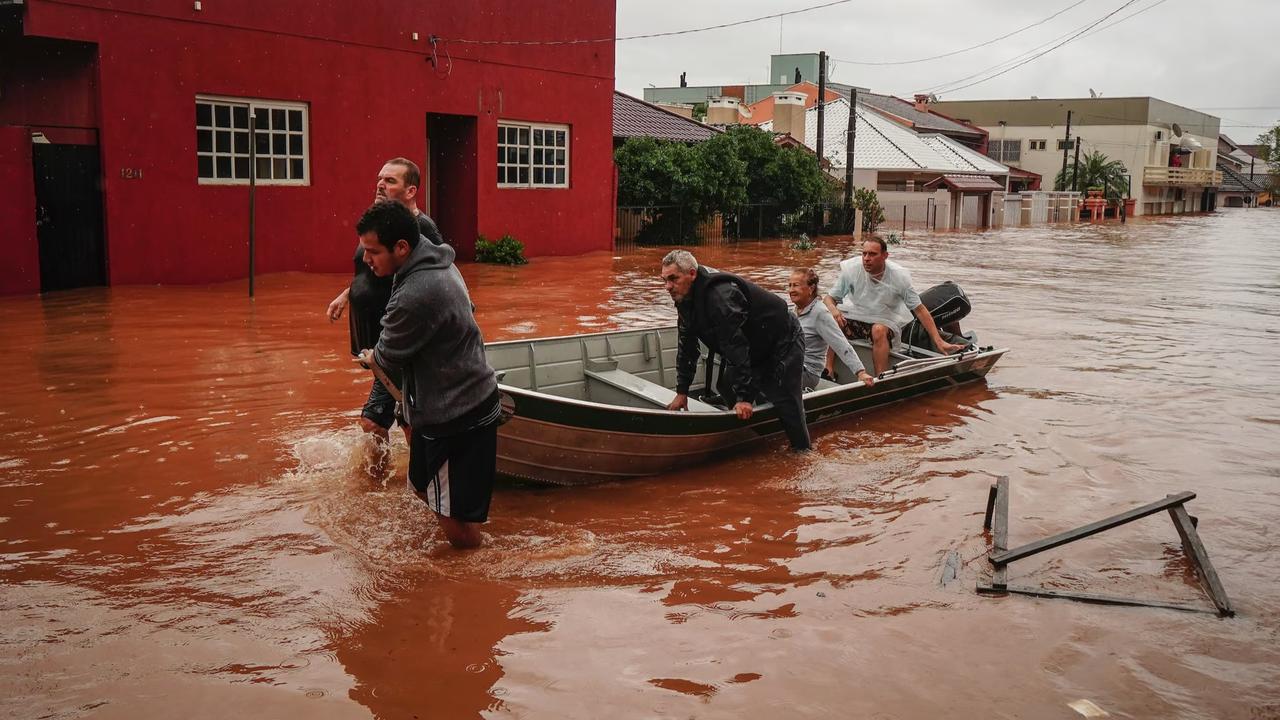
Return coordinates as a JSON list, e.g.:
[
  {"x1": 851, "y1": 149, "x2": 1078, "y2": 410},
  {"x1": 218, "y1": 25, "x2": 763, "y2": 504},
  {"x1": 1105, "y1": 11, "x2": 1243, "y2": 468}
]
[{"x1": 822, "y1": 238, "x2": 965, "y2": 375}]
